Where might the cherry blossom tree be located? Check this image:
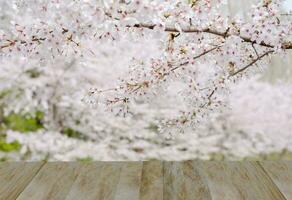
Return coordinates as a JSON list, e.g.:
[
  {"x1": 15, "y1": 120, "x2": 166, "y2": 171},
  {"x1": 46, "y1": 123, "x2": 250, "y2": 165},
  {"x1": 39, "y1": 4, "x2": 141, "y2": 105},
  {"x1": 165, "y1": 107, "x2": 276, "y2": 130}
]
[{"x1": 1, "y1": 0, "x2": 292, "y2": 160}]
